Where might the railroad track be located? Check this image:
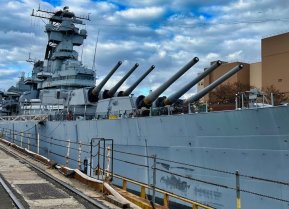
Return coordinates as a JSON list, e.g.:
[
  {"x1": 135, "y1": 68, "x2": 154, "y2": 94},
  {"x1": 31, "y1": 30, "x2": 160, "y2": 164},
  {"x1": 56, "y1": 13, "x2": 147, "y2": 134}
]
[
  {"x1": 0, "y1": 144, "x2": 110, "y2": 209},
  {"x1": 0, "y1": 175, "x2": 24, "y2": 209}
]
